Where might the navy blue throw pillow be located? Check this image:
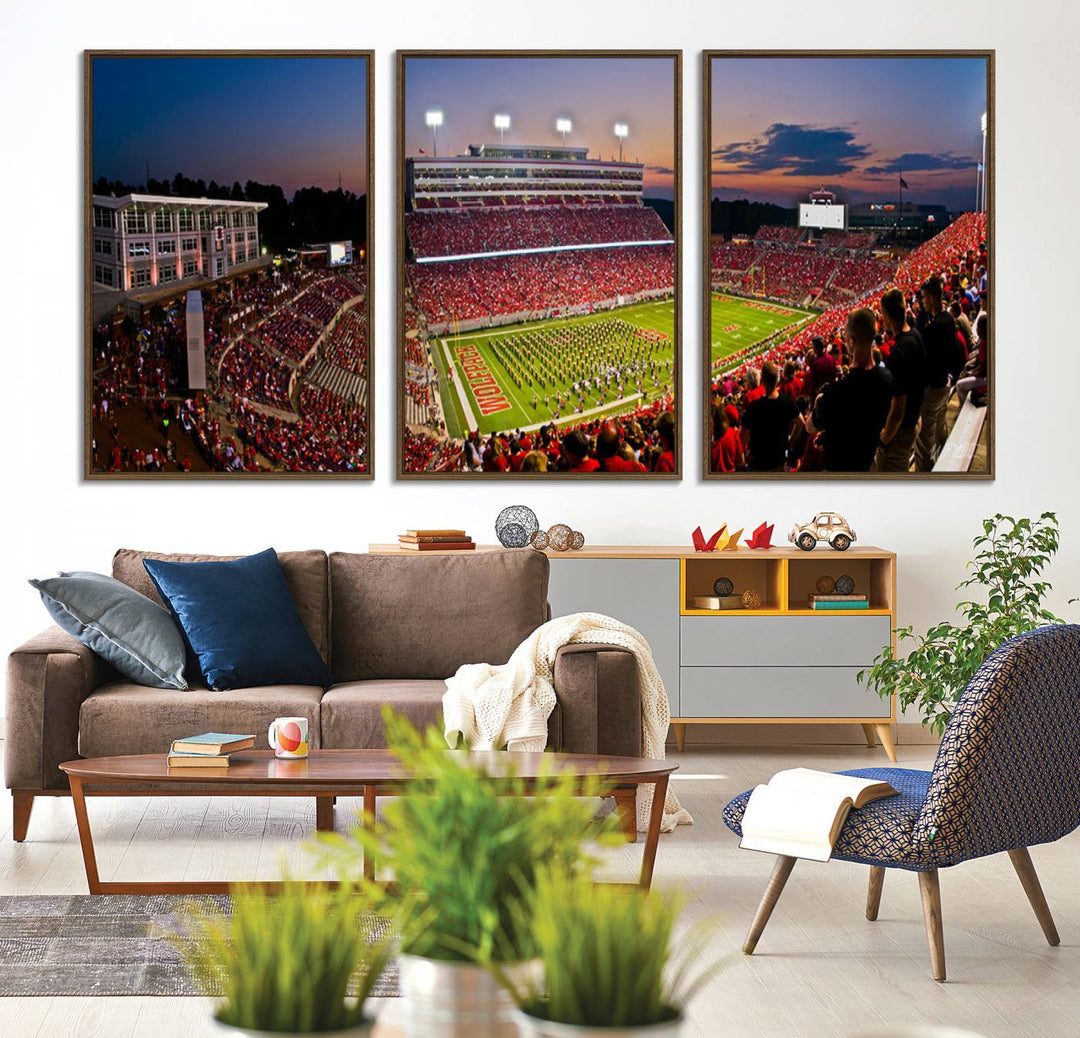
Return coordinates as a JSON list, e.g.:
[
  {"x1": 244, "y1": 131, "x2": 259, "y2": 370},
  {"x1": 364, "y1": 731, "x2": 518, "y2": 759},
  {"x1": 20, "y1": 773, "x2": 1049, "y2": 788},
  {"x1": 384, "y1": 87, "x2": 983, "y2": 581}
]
[{"x1": 142, "y1": 549, "x2": 332, "y2": 691}]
